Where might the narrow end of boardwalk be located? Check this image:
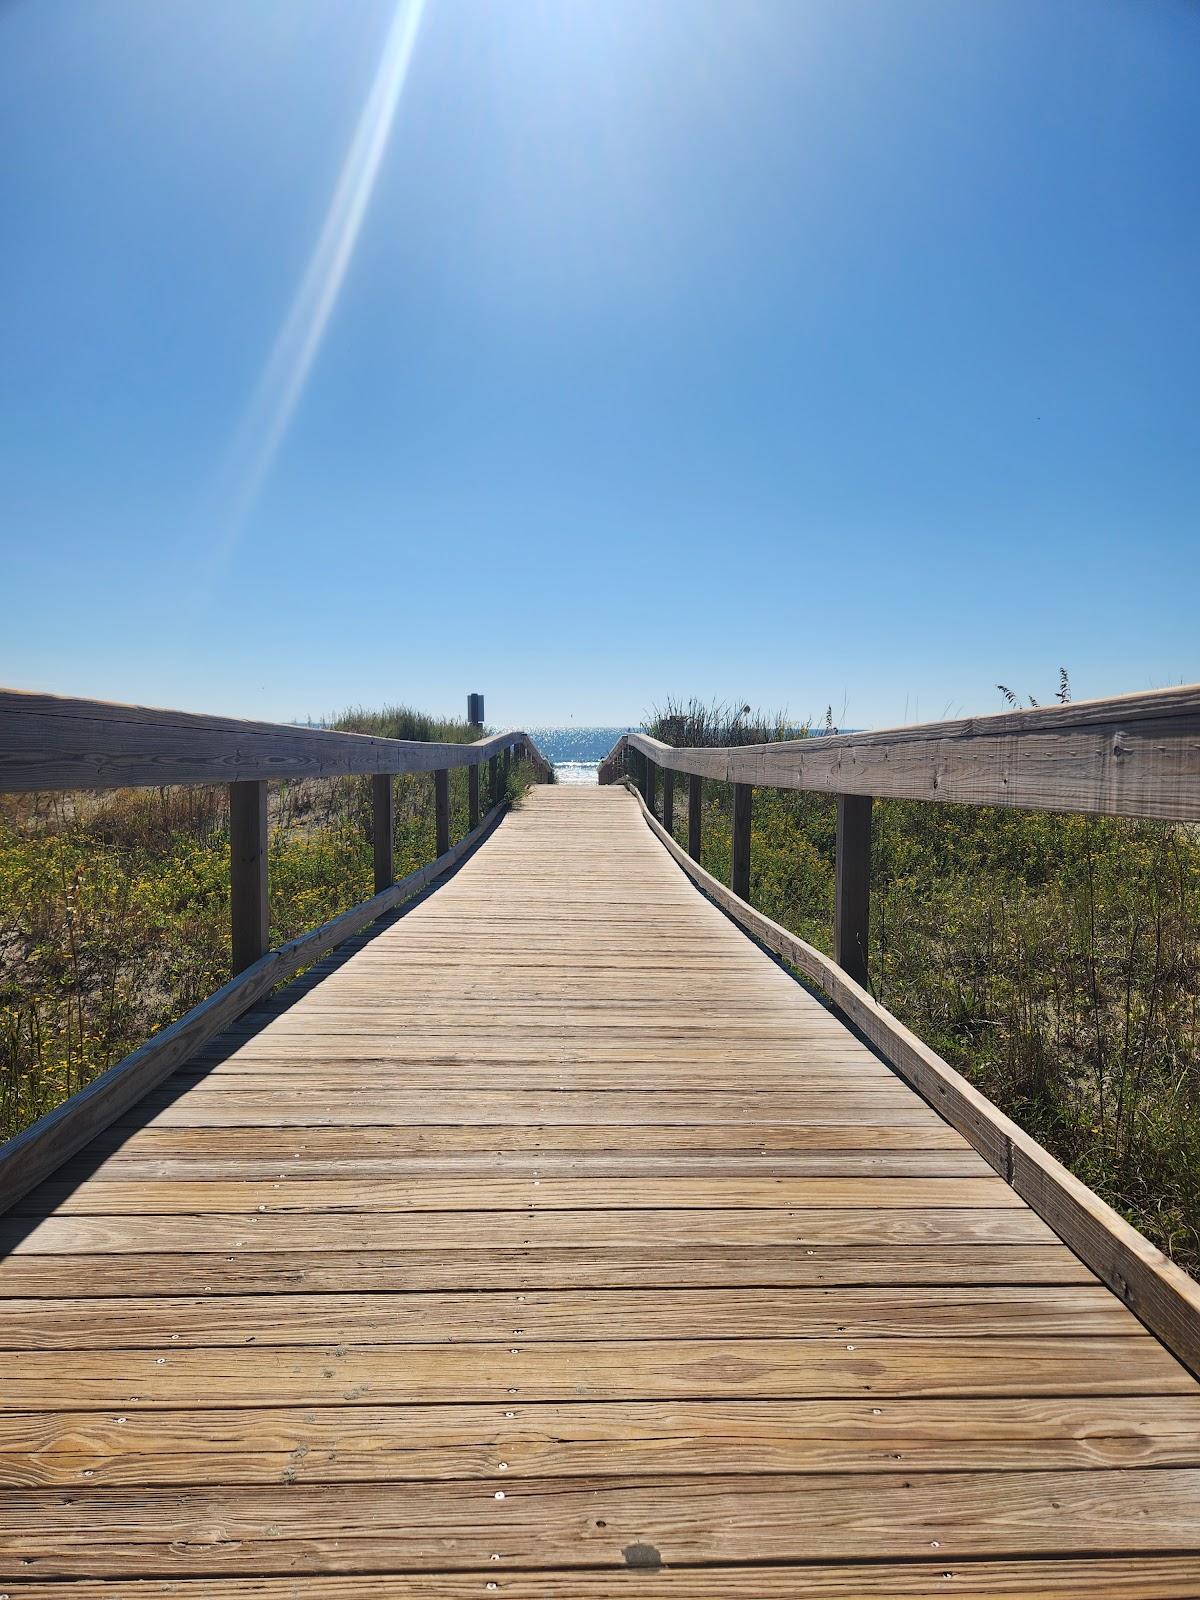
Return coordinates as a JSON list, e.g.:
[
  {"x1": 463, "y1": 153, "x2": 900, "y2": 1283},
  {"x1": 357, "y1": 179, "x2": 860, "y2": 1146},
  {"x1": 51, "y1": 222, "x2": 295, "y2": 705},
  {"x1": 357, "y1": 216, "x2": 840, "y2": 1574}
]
[{"x1": 2, "y1": 785, "x2": 1199, "y2": 1596}]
